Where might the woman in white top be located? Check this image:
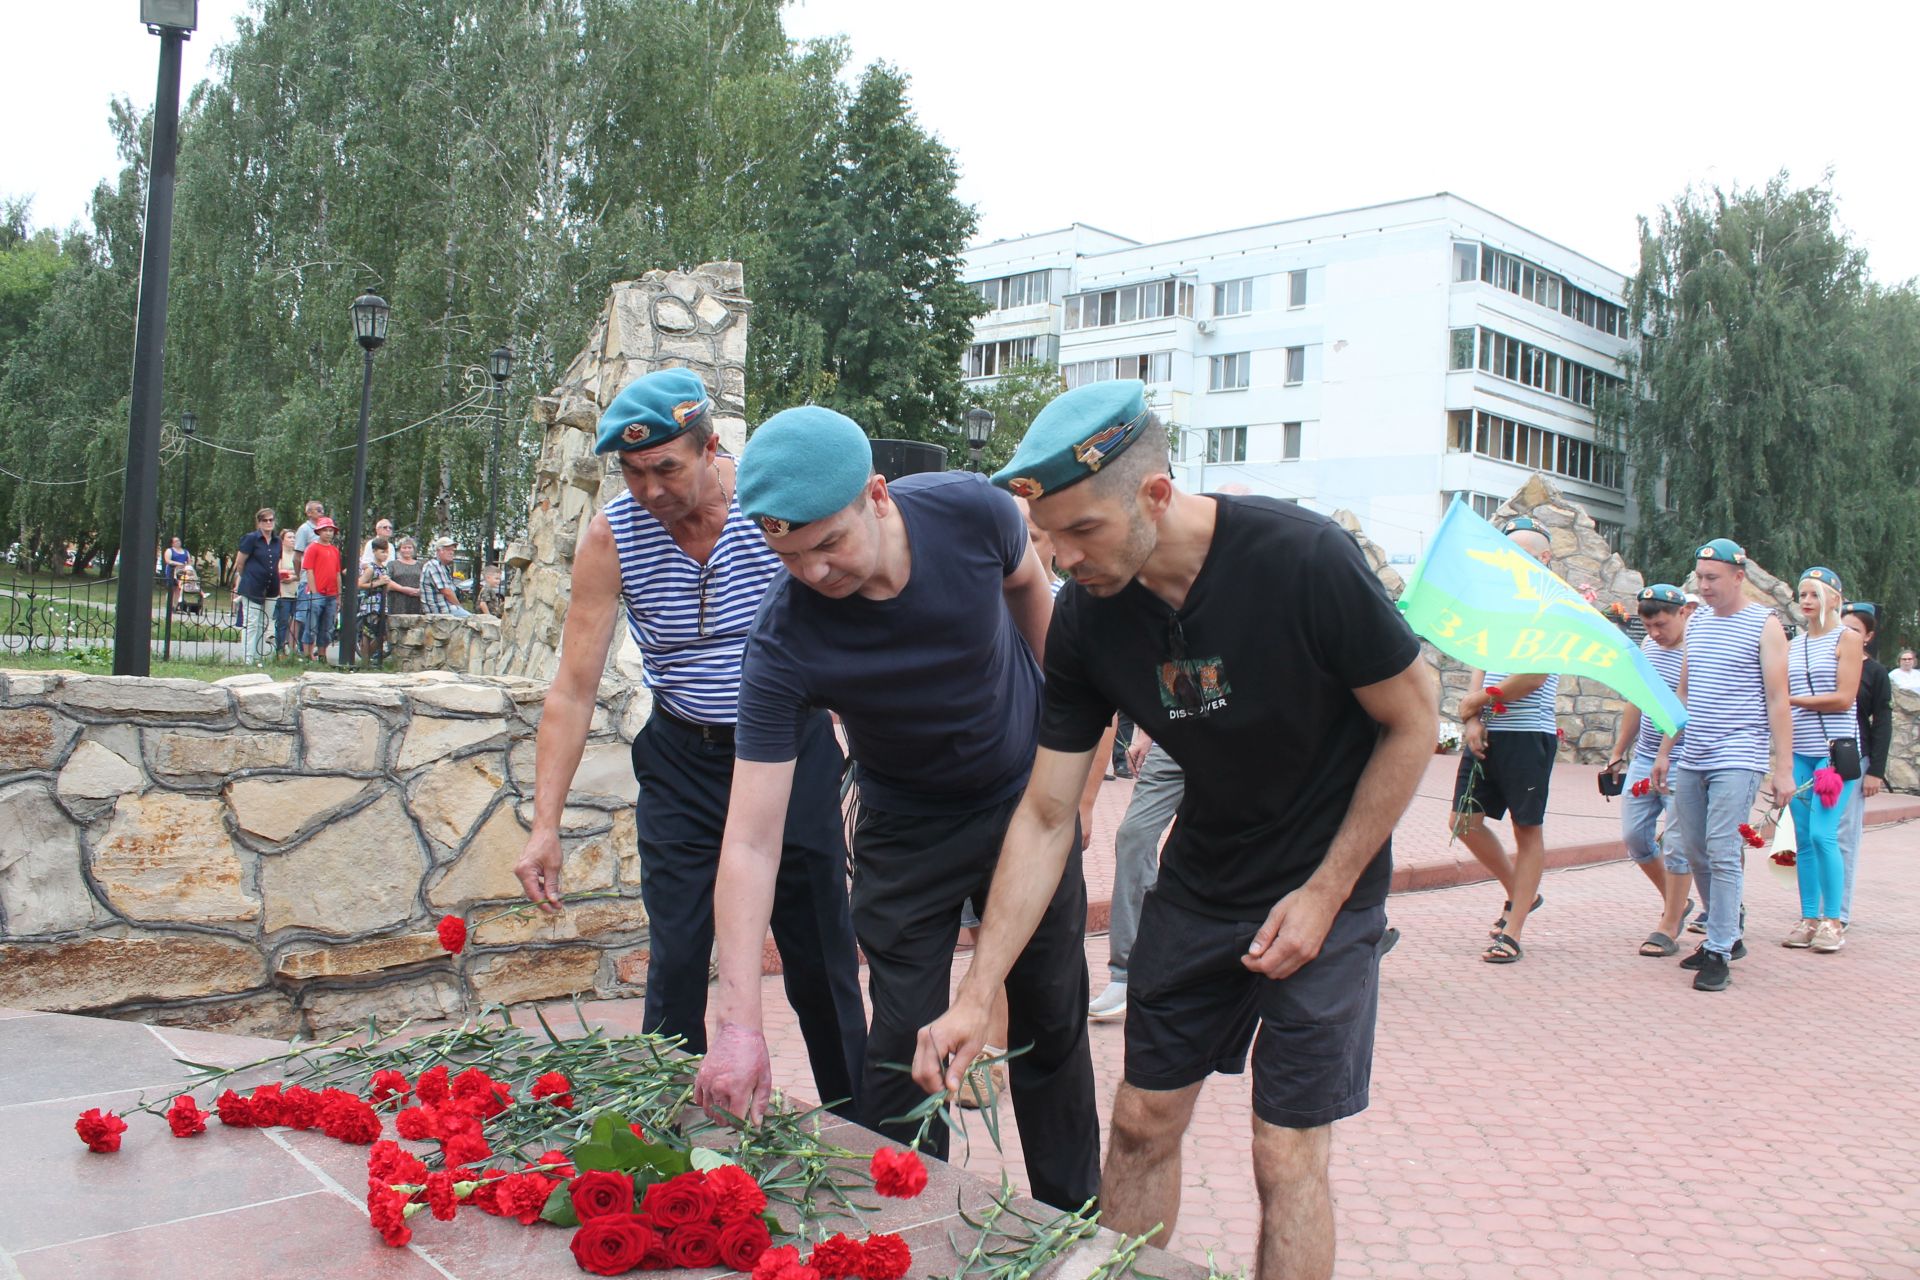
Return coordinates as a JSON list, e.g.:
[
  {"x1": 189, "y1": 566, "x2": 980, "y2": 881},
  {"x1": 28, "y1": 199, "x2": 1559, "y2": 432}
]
[
  {"x1": 1782, "y1": 567, "x2": 1863, "y2": 953},
  {"x1": 1890, "y1": 649, "x2": 1920, "y2": 694}
]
